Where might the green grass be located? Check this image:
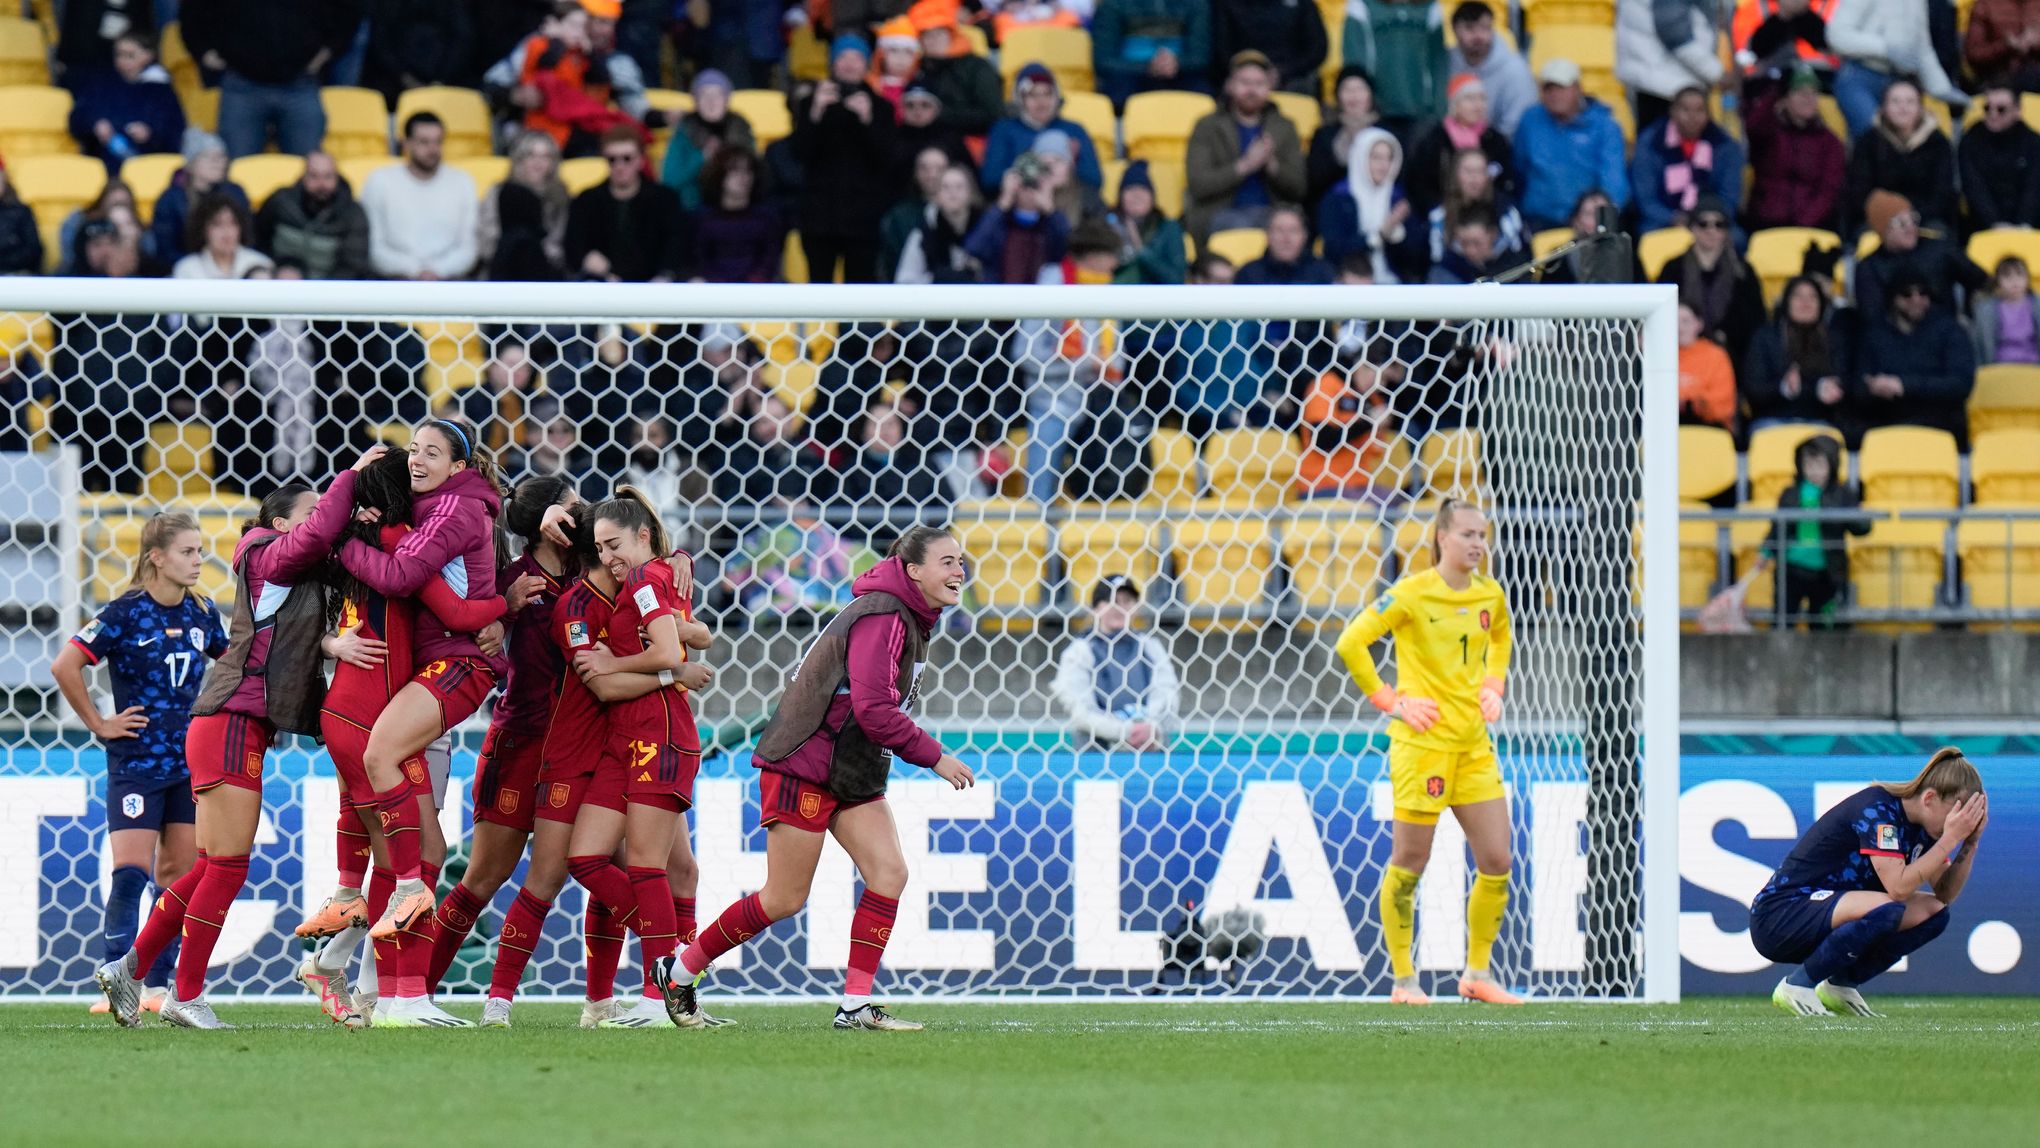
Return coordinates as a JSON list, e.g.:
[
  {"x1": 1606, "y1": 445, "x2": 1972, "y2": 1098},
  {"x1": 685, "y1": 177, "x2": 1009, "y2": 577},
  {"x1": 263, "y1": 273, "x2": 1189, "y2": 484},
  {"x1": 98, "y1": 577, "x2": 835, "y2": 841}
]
[{"x1": 5, "y1": 998, "x2": 2039, "y2": 1147}]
